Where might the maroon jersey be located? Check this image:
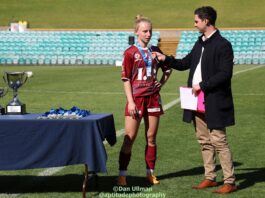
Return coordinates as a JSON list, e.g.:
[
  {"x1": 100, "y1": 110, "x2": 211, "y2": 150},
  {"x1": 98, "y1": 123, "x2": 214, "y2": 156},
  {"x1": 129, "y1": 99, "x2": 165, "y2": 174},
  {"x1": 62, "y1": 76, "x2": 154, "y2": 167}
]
[{"x1": 121, "y1": 45, "x2": 171, "y2": 97}]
